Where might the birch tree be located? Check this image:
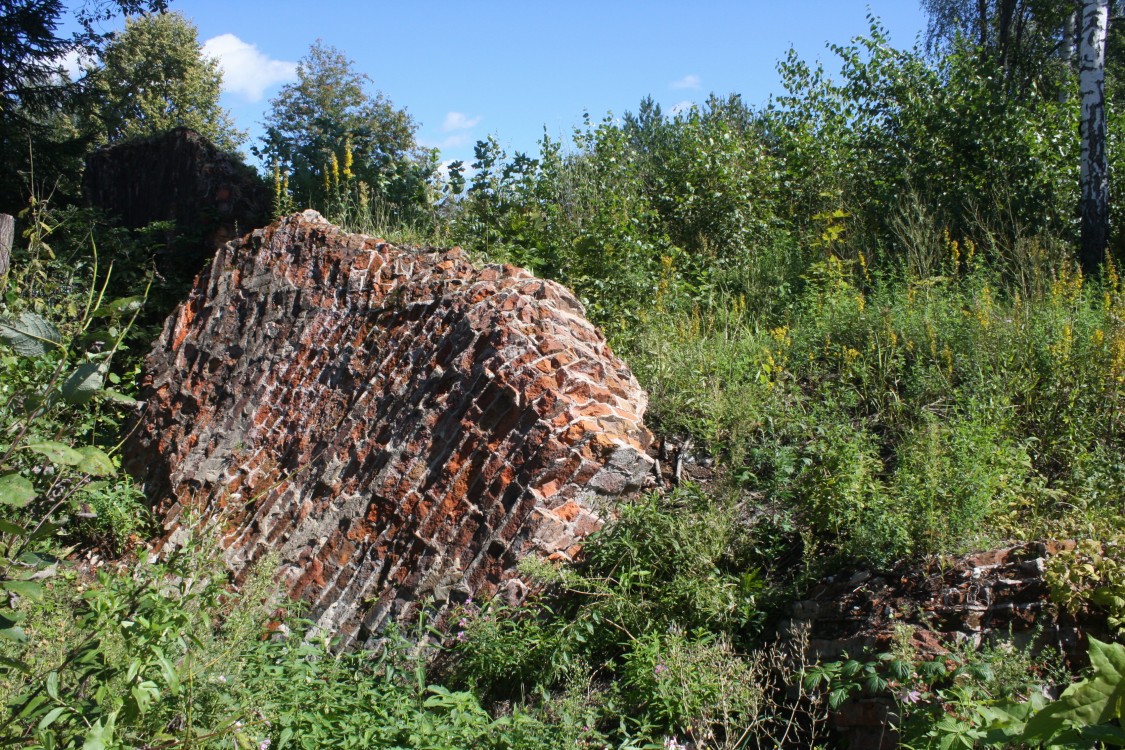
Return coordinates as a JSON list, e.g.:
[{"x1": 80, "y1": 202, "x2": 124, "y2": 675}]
[
  {"x1": 921, "y1": 0, "x2": 1079, "y2": 91},
  {"x1": 1079, "y1": 0, "x2": 1110, "y2": 272}
]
